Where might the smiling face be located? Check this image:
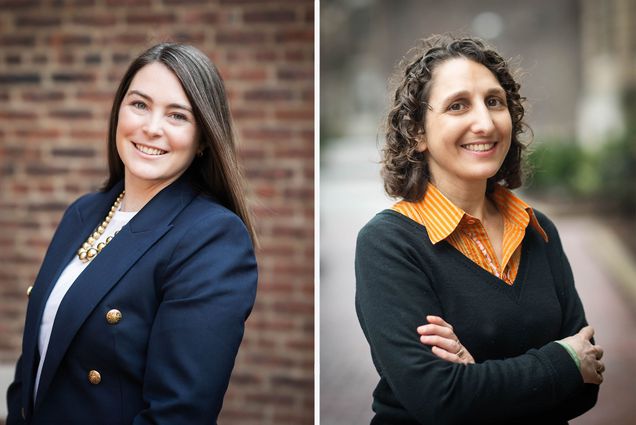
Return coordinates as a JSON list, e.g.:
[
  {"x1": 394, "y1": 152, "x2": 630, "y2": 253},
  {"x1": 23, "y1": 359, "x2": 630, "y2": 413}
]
[
  {"x1": 116, "y1": 62, "x2": 199, "y2": 194},
  {"x1": 417, "y1": 58, "x2": 512, "y2": 190}
]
